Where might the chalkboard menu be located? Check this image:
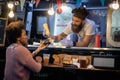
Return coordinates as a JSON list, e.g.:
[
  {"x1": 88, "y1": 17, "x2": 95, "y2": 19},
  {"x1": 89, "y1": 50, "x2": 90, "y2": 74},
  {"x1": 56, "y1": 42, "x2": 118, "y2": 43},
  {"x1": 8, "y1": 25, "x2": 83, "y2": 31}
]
[{"x1": 0, "y1": 19, "x2": 7, "y2": 46}]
